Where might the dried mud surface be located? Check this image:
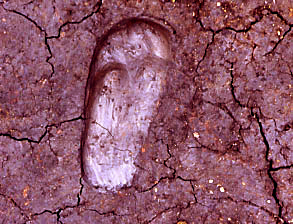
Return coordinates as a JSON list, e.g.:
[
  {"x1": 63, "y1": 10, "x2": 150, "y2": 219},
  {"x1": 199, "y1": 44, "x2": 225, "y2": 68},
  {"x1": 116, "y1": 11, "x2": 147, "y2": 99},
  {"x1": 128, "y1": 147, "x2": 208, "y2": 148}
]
[{"x1": 0, "y1": 0, "x2": 292, "y2": 223}]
